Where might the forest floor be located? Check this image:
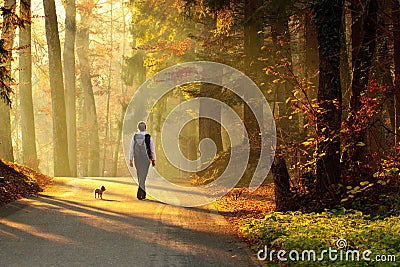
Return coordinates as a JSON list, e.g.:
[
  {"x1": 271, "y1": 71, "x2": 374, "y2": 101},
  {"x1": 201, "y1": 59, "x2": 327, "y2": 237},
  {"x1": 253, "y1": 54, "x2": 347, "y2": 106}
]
[
  {"x1": 215, "y1": 185, "x2": 276, "y2": 241},
  {"x1": 0, "y1": 159, "x2": 53, "y2": 206}
]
